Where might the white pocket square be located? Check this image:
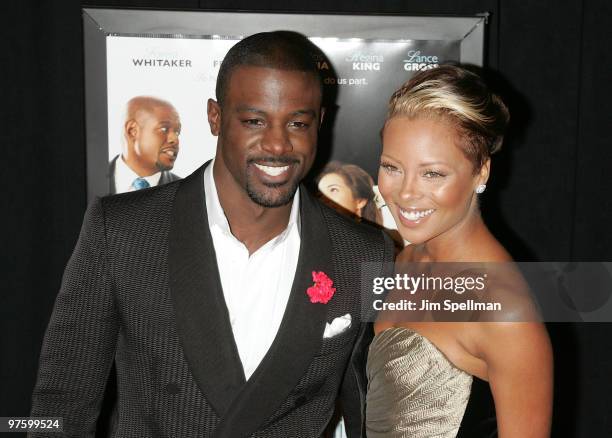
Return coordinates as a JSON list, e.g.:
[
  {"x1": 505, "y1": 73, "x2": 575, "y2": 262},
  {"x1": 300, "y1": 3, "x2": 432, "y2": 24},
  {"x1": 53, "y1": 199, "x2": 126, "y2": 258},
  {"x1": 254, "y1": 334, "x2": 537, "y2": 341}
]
[{"x1": 323, "y1": 313, "x2": 352, "y2": 339}]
